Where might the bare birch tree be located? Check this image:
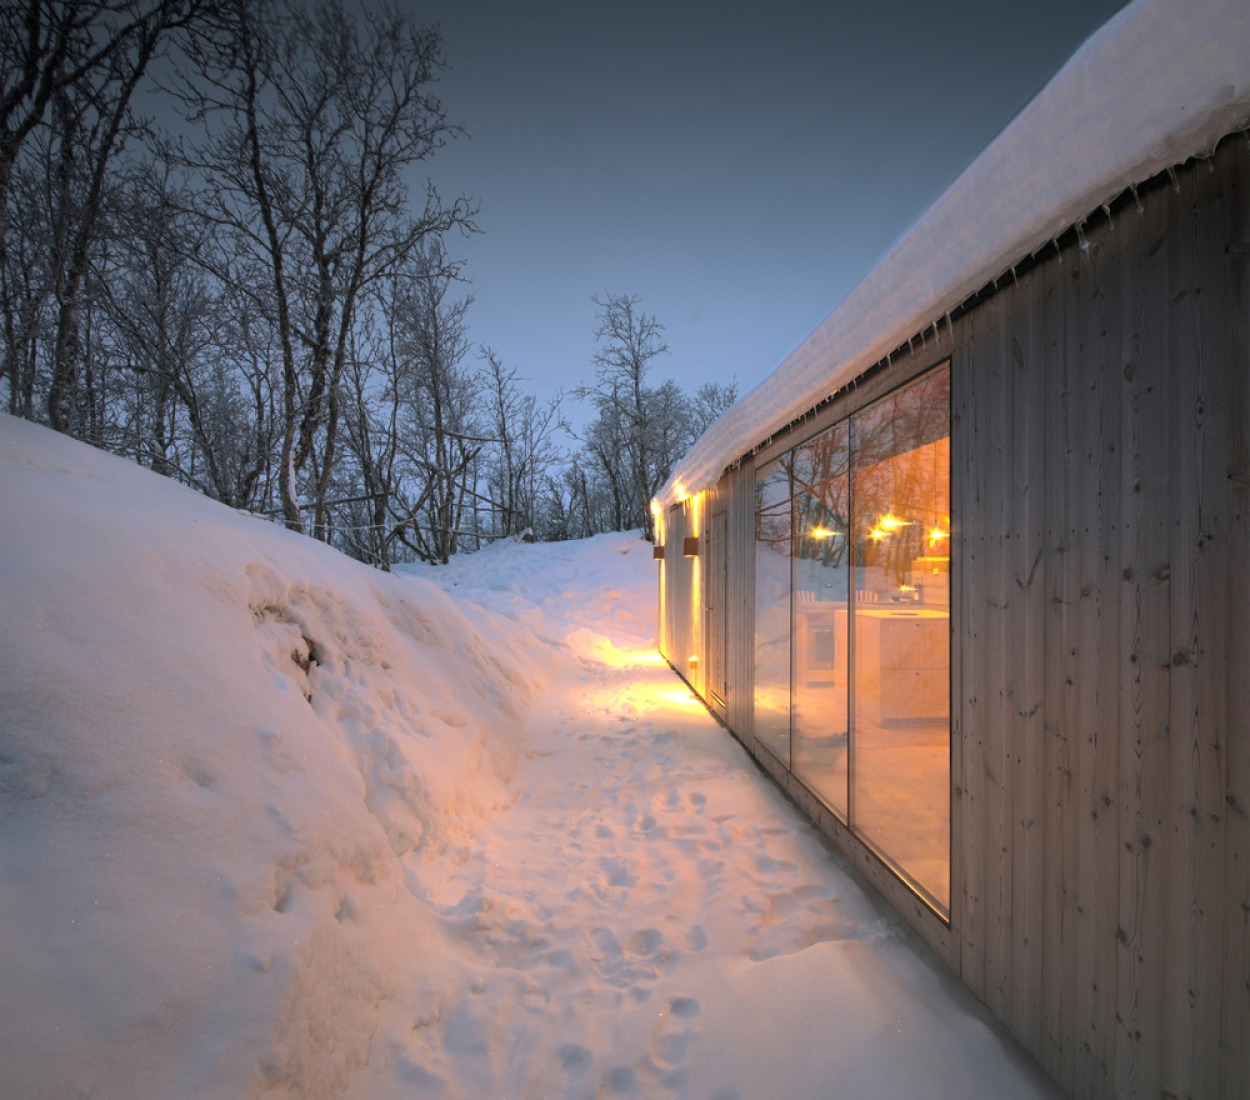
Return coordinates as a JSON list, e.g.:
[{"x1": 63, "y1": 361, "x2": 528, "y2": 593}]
[
  {"x1": 0, "y1": 0, "x2": 202, "y2": 431},
  {"x1": 166, "y1": 0, "x2": 473, "y2": 533},
  {"x1": 578, "y1": 292, "x2": 673, "y2": 539}
]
